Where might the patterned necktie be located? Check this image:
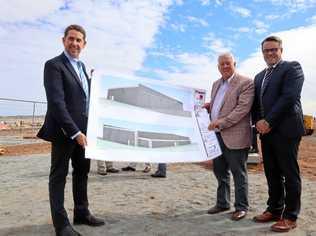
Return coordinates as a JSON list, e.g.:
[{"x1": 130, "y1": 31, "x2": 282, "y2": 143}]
[
  {"x1": 259, "y1": 67, "x2": 273, "y2": 117},
  {"x1": 77, "y1": 61, "x2": 89, "y2": 115},
  {"x1": 77, "y1": 61, "x2": 89, "y2": 98}
]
